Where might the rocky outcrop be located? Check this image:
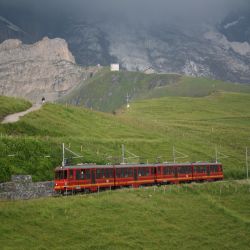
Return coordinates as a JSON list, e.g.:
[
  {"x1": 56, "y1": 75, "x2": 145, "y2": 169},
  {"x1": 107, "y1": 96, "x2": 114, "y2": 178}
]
[
  {"x1": 0, "y1": 37, "x2": 99, "y2": 103},
  {"x1": 0, "y1": 175, "x2": 54, "y2": 200}
]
